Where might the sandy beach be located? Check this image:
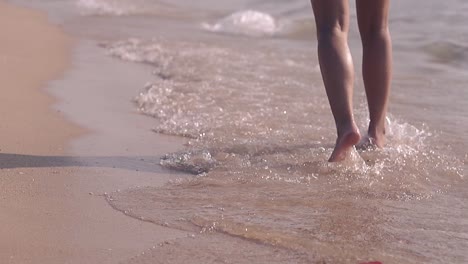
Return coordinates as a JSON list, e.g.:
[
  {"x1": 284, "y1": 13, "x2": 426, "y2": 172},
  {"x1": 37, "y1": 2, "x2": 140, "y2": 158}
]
[{"x1": 0, "y1": 2, "x2": 188, "y2": 263}]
